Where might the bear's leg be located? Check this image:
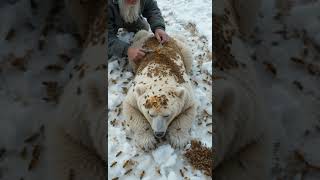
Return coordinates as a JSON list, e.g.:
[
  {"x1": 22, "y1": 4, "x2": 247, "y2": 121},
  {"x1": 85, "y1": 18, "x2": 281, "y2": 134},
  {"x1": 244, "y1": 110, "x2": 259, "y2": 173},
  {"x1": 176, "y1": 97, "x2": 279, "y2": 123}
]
[
  {"x1": 167, "y1": 105, "x2": 197, "y2": 149},
  {"x1": 47, "y1": 127, "x2": 106, "y2": 180},
  {"x1": 123, "y1": 101, "x2": 157, "y2": 151}
]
